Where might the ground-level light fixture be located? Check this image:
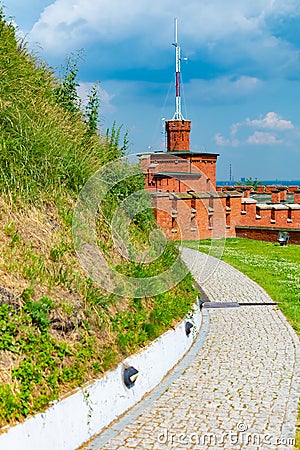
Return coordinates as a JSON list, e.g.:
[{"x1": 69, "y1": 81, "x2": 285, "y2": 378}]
[
  {"x1": 123, "y1": 366, "x2": 139, "y2": 388},
  {"x1": 185, "y1": 321, "x2": 194, "y2": 336},
  {"x1": 198, "y1": 297, "x2": 205, "y2": 310}
]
